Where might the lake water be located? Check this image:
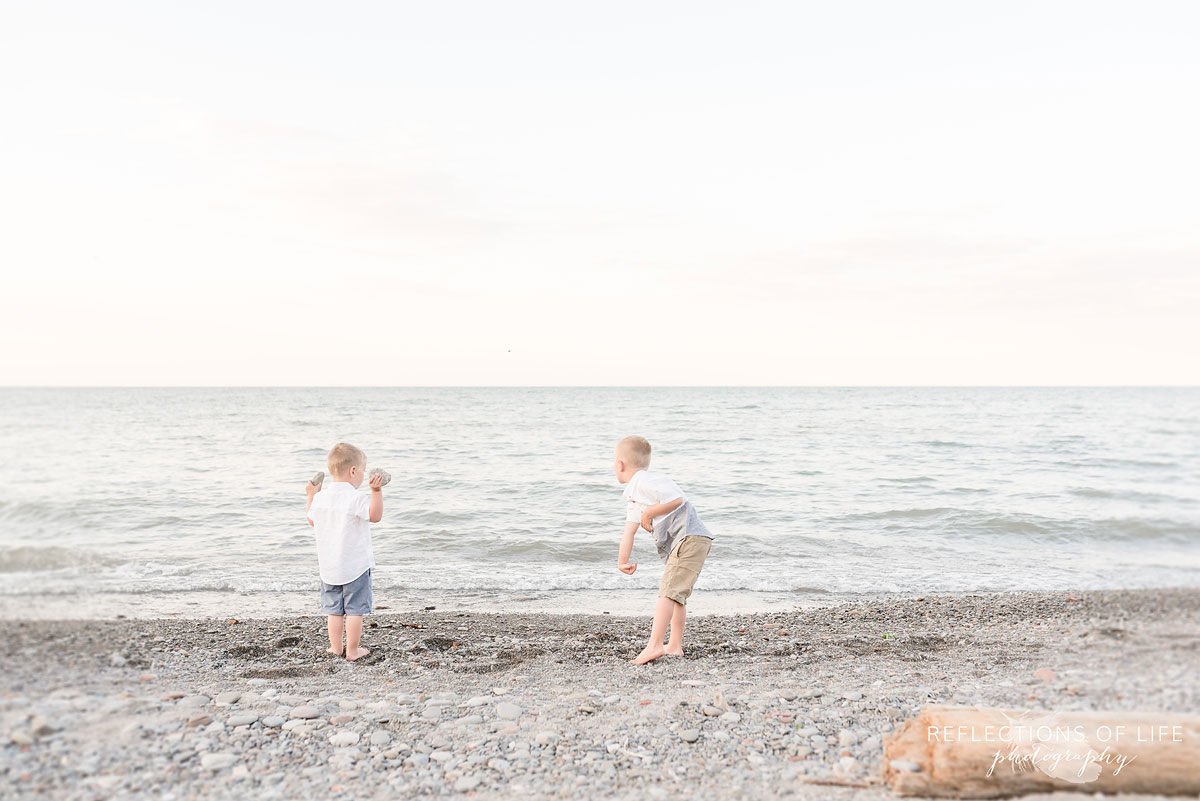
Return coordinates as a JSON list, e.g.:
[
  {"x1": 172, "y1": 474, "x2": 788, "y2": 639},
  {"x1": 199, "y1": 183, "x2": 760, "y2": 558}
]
[{"x1": 0, "y1": 387, "x2": 1197, "y2": 618}]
